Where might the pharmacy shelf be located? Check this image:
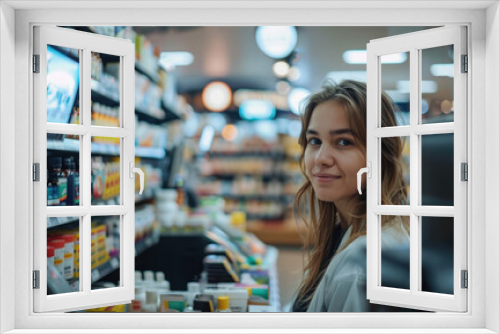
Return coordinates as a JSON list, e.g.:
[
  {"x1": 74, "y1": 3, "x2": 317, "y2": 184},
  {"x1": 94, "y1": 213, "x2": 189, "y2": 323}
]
[
  {"x1": 235, "y1": 213, "x2": 284, "y2": 221},
  {"x1": 91, "y1": 80, "x2": 180, "y2": 125},
  {"x1": 219, "y1": 194, "x2": 286, "y2": 201},
  {"x1": 135, "y1": 61, "x2": 160, "y2": 84},
  {"x1": 204, "y1": 151, "x2": 286, "y2": 159},
  {"x1": 47, "y1": 216, "x2": 79, "y2": 228},
  {"x1": 247, "y1": 218, "x2": 306, "y2": 246},
  {"x1": 47, "y1": 138, "x2": 165, "y2": 159},
  {"x1": 67, "y1": 234, "x2": 160, "y2": 290},
  {"x1": 202, "y1": 173, "x2": 288, "y2": 181}
]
